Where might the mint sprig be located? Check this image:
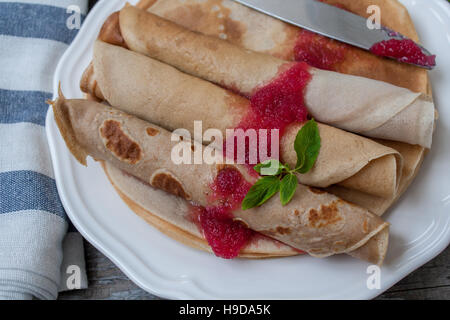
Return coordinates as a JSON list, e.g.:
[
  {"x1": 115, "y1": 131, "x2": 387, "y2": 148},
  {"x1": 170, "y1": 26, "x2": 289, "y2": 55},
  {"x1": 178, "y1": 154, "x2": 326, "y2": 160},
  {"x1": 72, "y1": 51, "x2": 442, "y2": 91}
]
[{"x1": 242, "y1": 119, "x2": 321, "y2": 210}]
